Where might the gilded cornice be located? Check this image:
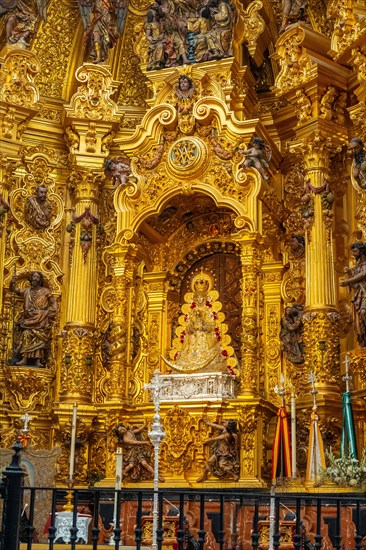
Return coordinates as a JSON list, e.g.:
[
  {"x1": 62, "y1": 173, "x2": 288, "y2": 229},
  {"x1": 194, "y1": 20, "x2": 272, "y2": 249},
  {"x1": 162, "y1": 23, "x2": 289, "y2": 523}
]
[
  {"x1": 273, "y1": 24, "x2": 351, "y2": 98},
  {"x1": 0, "y1": 49, "x2": 40, "y2": 109},
  {"x1": 327, "y1": 0, "x2": 366, "y2": 62},
  {"x1": 64, "y1": 64, "x2": 123, "y2": 122}
]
